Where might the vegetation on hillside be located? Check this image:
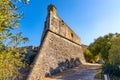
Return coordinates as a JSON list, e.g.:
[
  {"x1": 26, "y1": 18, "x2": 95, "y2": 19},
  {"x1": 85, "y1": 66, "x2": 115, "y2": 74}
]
[
  {"x1": 0, "y1": 0, "x2": 29, "y2": 79},
  {"x1": 84, "y1": 33, "x2": 120, "y2": 63},
  {"x1": 84, "y1": 33, "x2": 120, "y2": 79}
]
